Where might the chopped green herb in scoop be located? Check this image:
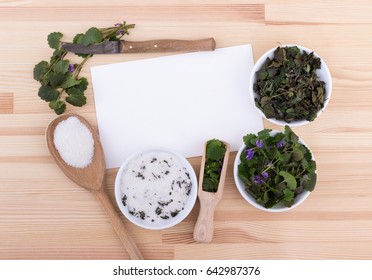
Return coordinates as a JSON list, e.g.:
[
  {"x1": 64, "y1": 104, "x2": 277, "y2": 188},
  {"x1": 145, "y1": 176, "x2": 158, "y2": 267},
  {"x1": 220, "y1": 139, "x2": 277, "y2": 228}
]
[{"x1": 202, "y1": 139, "x2": 227, "y2": 192}]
